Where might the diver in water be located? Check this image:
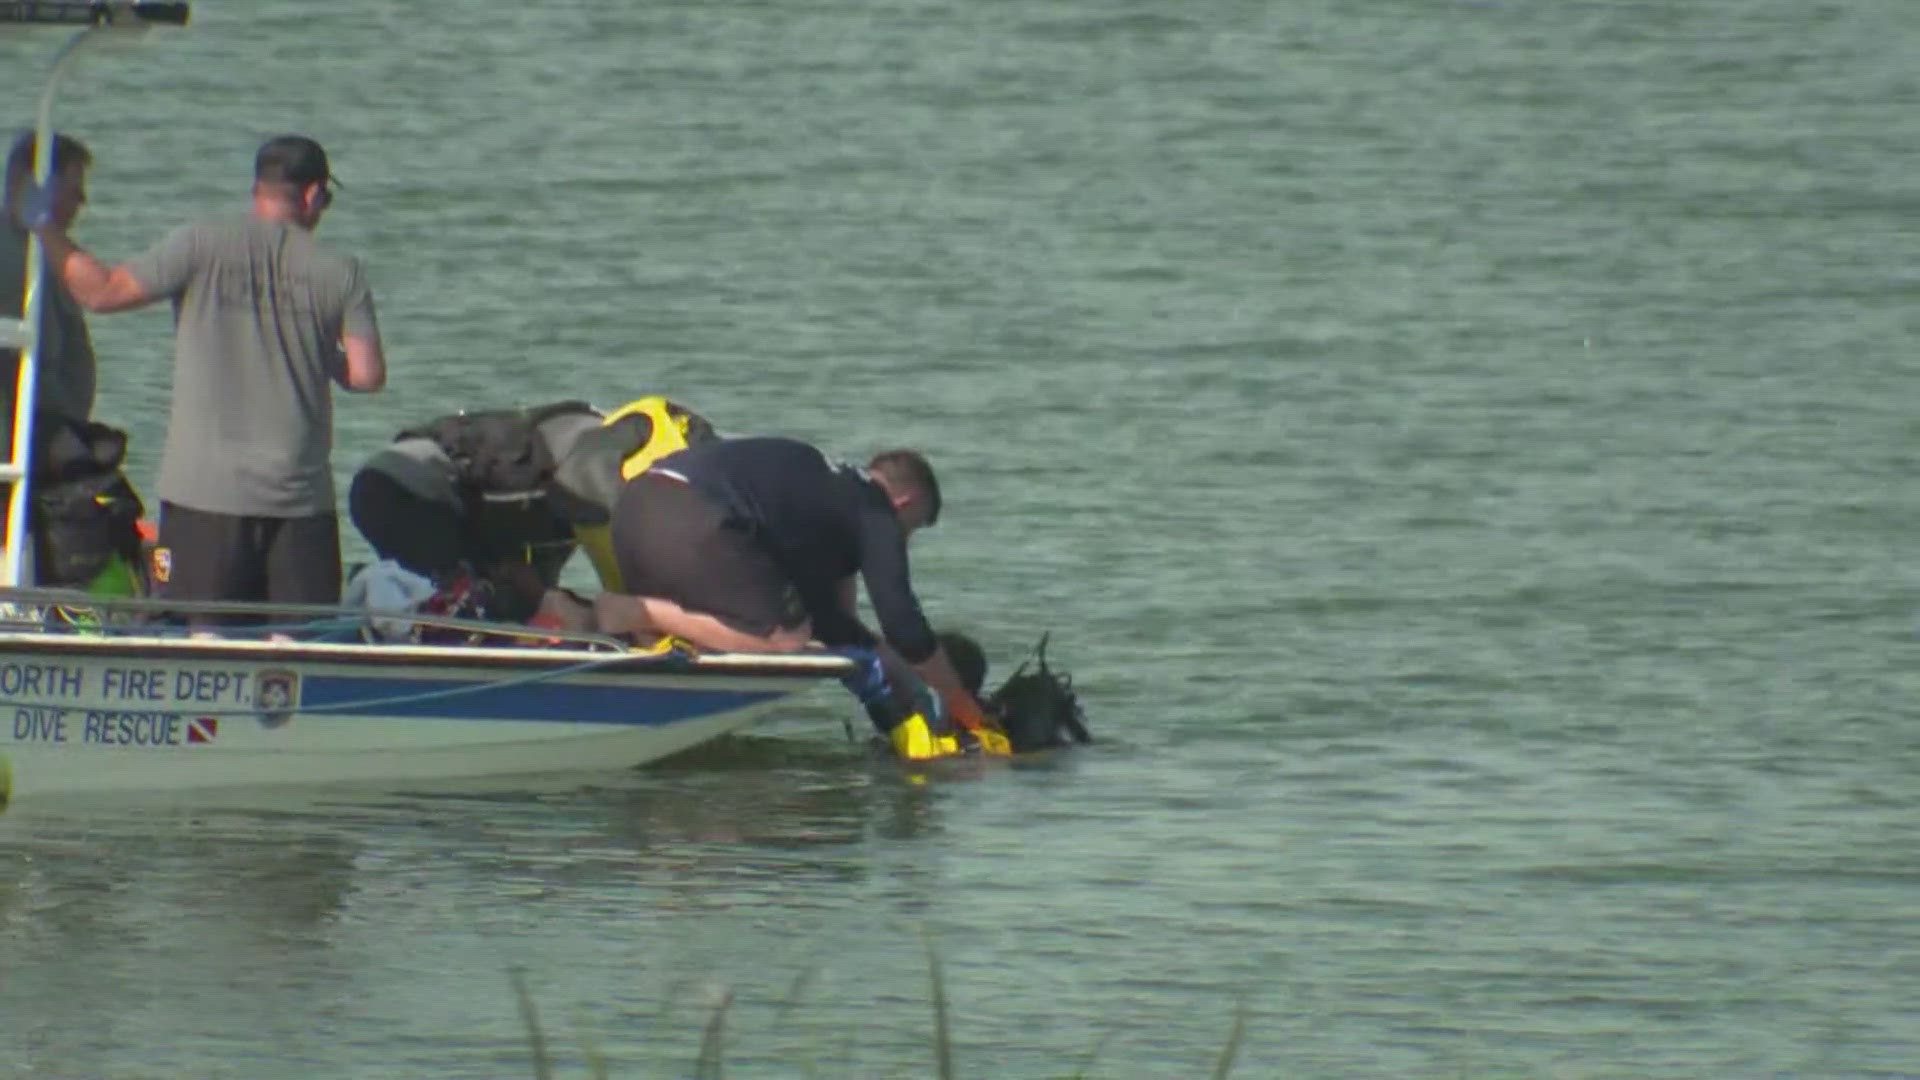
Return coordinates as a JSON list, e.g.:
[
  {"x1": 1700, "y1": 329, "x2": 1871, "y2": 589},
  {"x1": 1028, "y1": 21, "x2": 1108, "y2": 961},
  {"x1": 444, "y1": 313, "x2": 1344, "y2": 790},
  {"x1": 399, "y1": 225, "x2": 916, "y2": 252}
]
[{"x1": 863, "y1": 631, "x2": 1091, "y2": 756}]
